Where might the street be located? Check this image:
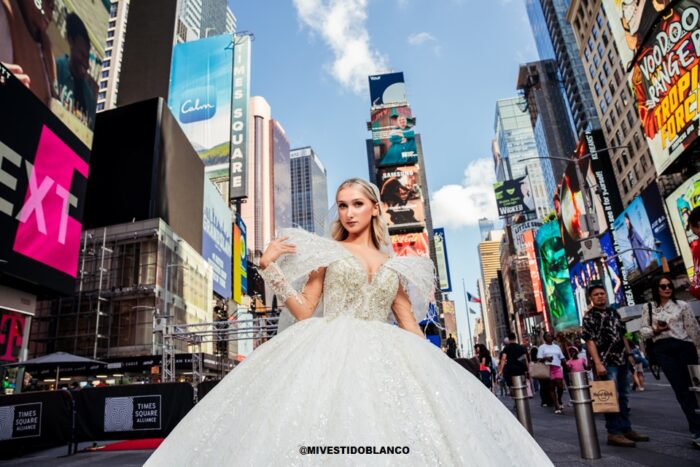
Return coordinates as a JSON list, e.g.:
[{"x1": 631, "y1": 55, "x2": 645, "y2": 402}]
[{"x1": 2, "y1": 374, "x2": 697, "y2": 466}]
